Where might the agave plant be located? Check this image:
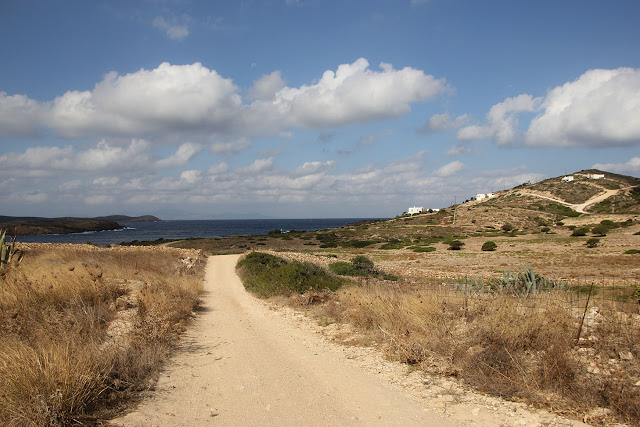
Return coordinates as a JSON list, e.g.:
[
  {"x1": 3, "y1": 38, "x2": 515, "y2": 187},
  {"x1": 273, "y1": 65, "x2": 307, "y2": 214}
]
[
  {"x1": 489, "y1": 265, "x2": 566, "y2": 296},
  {"x1": 1, "y1": 229, "x2": 24, "y2": 270}
]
